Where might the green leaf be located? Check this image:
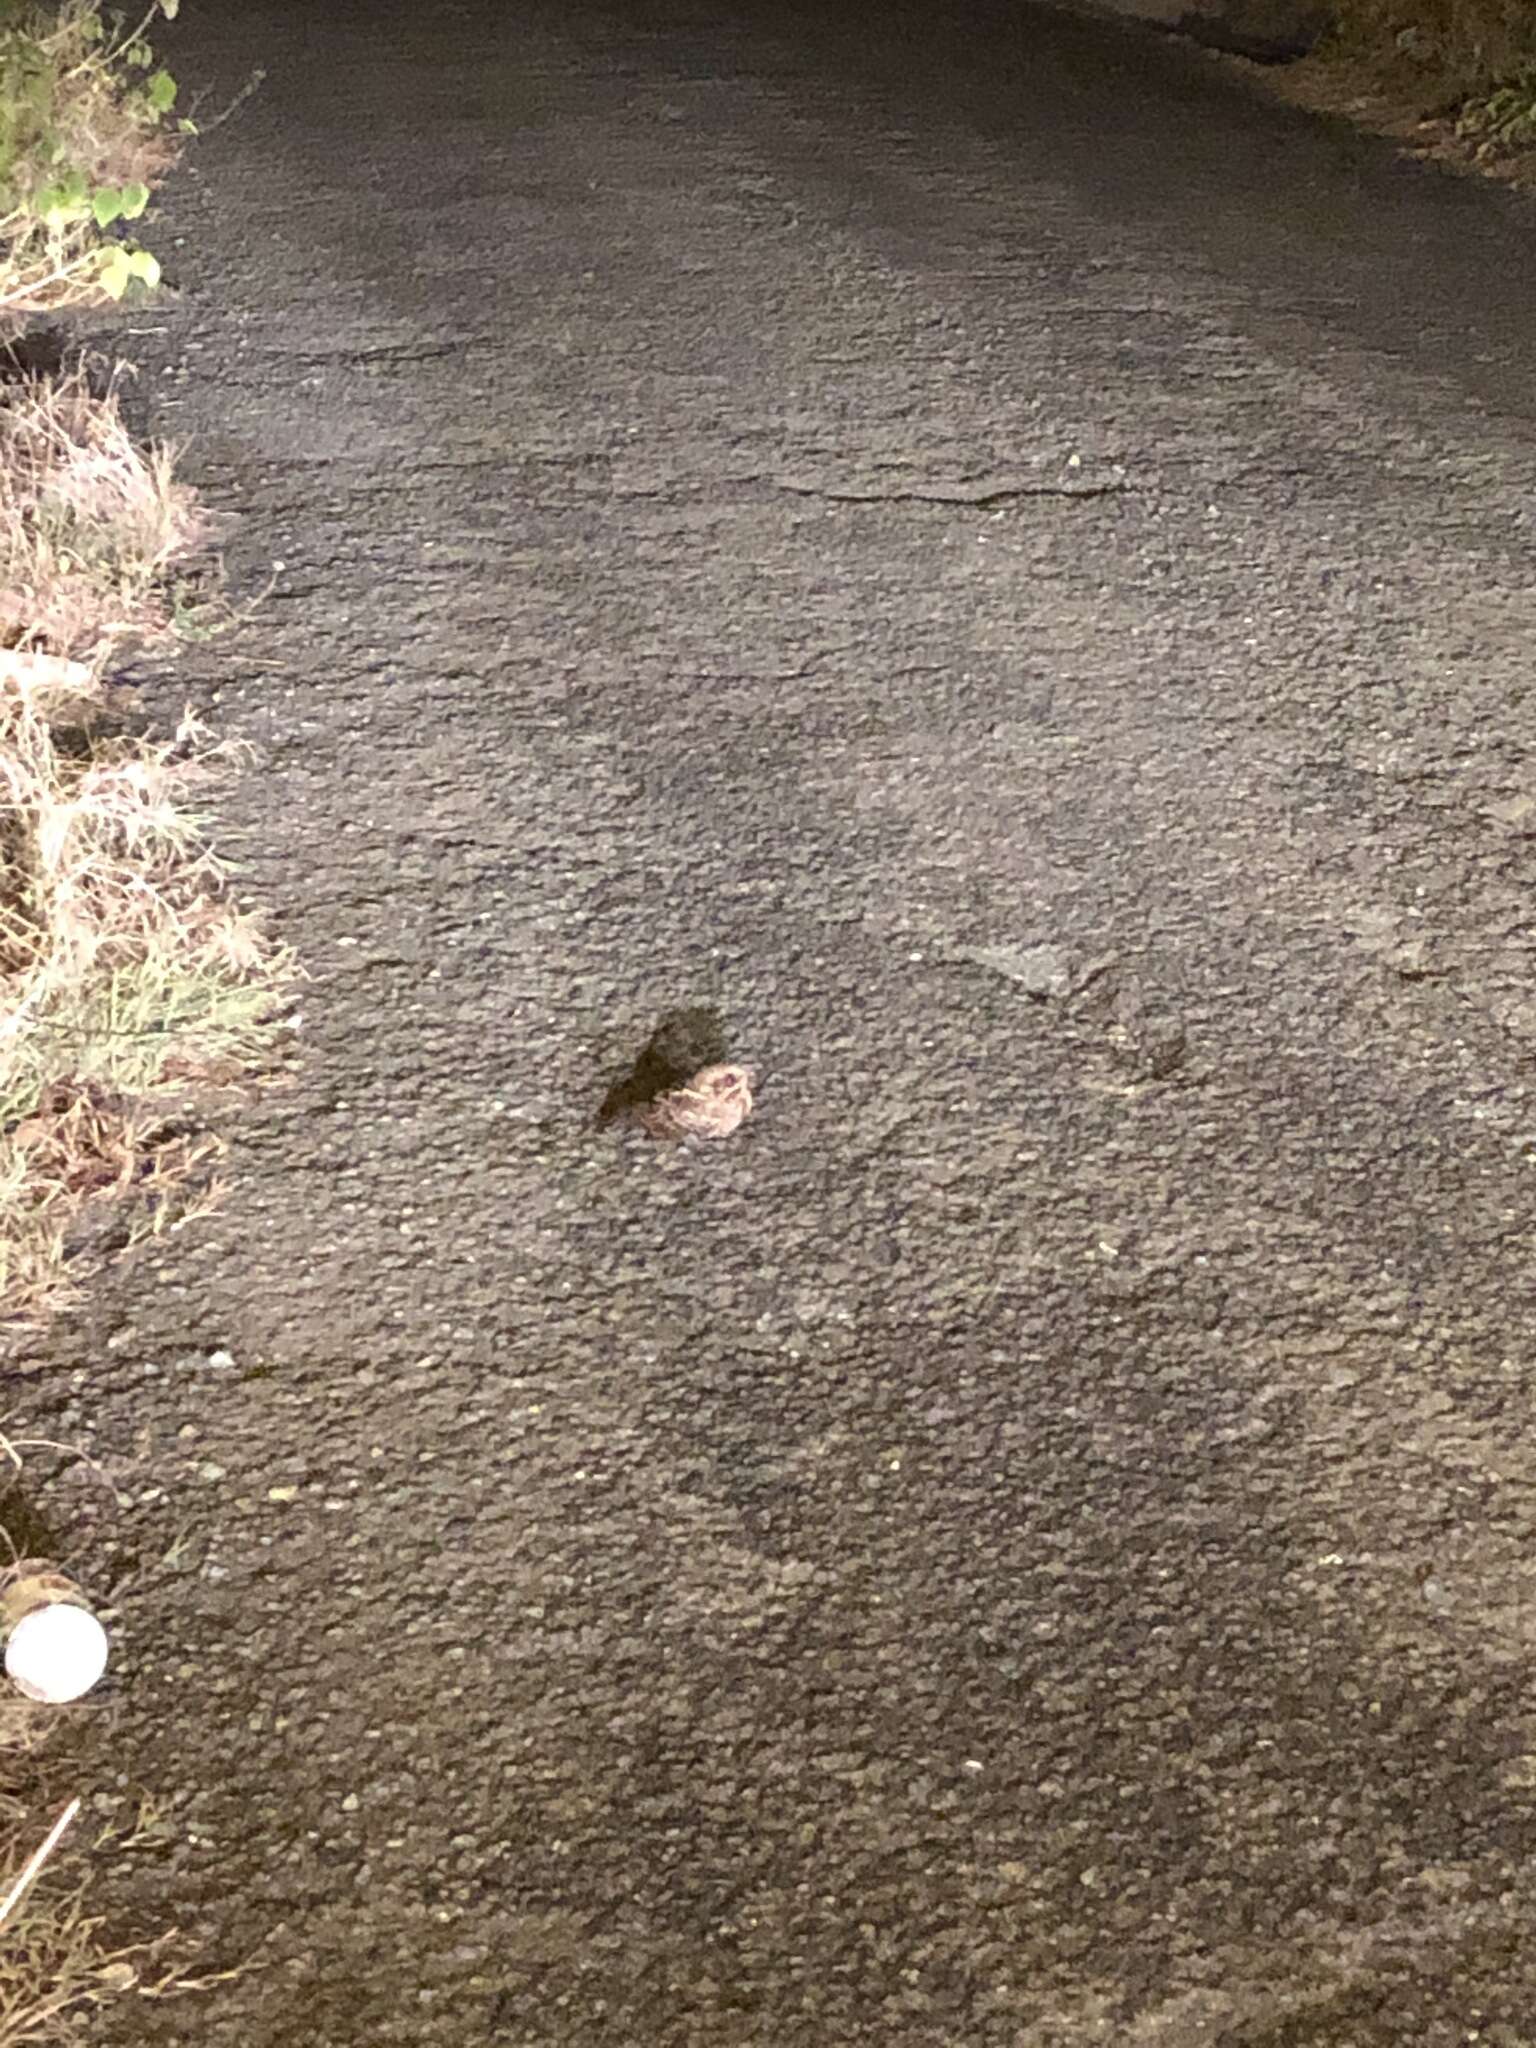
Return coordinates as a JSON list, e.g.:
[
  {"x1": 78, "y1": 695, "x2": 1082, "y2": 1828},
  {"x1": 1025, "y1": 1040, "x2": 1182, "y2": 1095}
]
[
  {"x1": 97, "y1": 244, "x2": 131, "y2": 299},
  {"x1": 127, "y1": 247, "x2": 161, "y2": 286},
  {"x1": 177, "y1": 117, "x2": 198, "y2": 135},
  {"x1": 92, "y1": 186, "x2": 124, "y2": 227},
  {"x1": 37, "y1": 175, "x2": 89, "y2": 230},
  {"x1": 119, "y1": 180, "x2": 150, "y2": 219},
  {"x1": 147, "y1": 69, "x2": 177, "y2": 113}
]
